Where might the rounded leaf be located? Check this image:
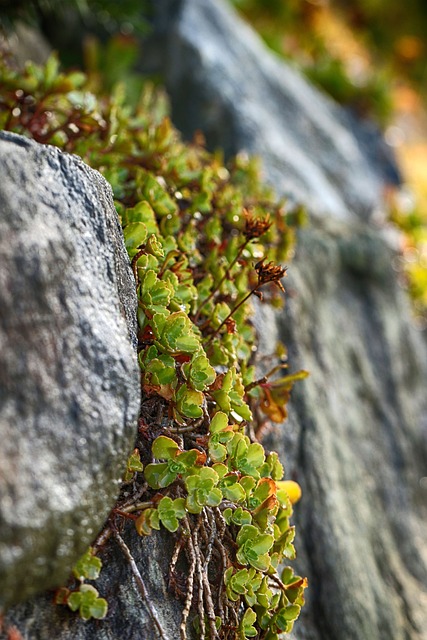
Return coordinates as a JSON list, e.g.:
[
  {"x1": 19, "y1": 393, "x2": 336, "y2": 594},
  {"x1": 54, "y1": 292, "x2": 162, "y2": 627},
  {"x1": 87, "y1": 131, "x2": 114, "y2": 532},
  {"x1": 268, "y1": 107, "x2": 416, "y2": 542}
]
[{"x1": 152, "y1": 436, "x2": 180, "y2": 460}]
